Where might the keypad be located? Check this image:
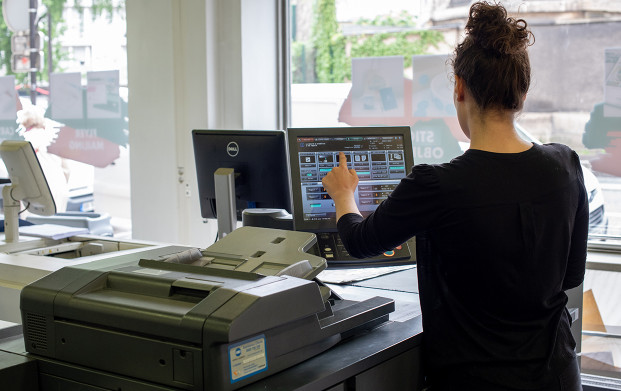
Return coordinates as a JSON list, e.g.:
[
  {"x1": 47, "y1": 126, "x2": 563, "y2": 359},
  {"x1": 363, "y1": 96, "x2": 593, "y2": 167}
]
[{"x1": 315, "y1": 232, "x2": 411, "y2": 265}]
